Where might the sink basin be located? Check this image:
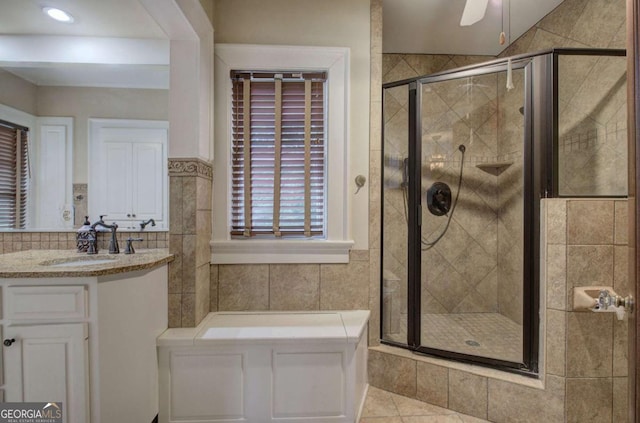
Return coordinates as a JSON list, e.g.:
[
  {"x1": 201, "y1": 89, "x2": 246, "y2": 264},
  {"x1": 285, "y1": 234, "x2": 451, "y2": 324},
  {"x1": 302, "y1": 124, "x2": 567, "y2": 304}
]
[{"x1": 41, "y1": 256, "x2": 117, "y2": 267}]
